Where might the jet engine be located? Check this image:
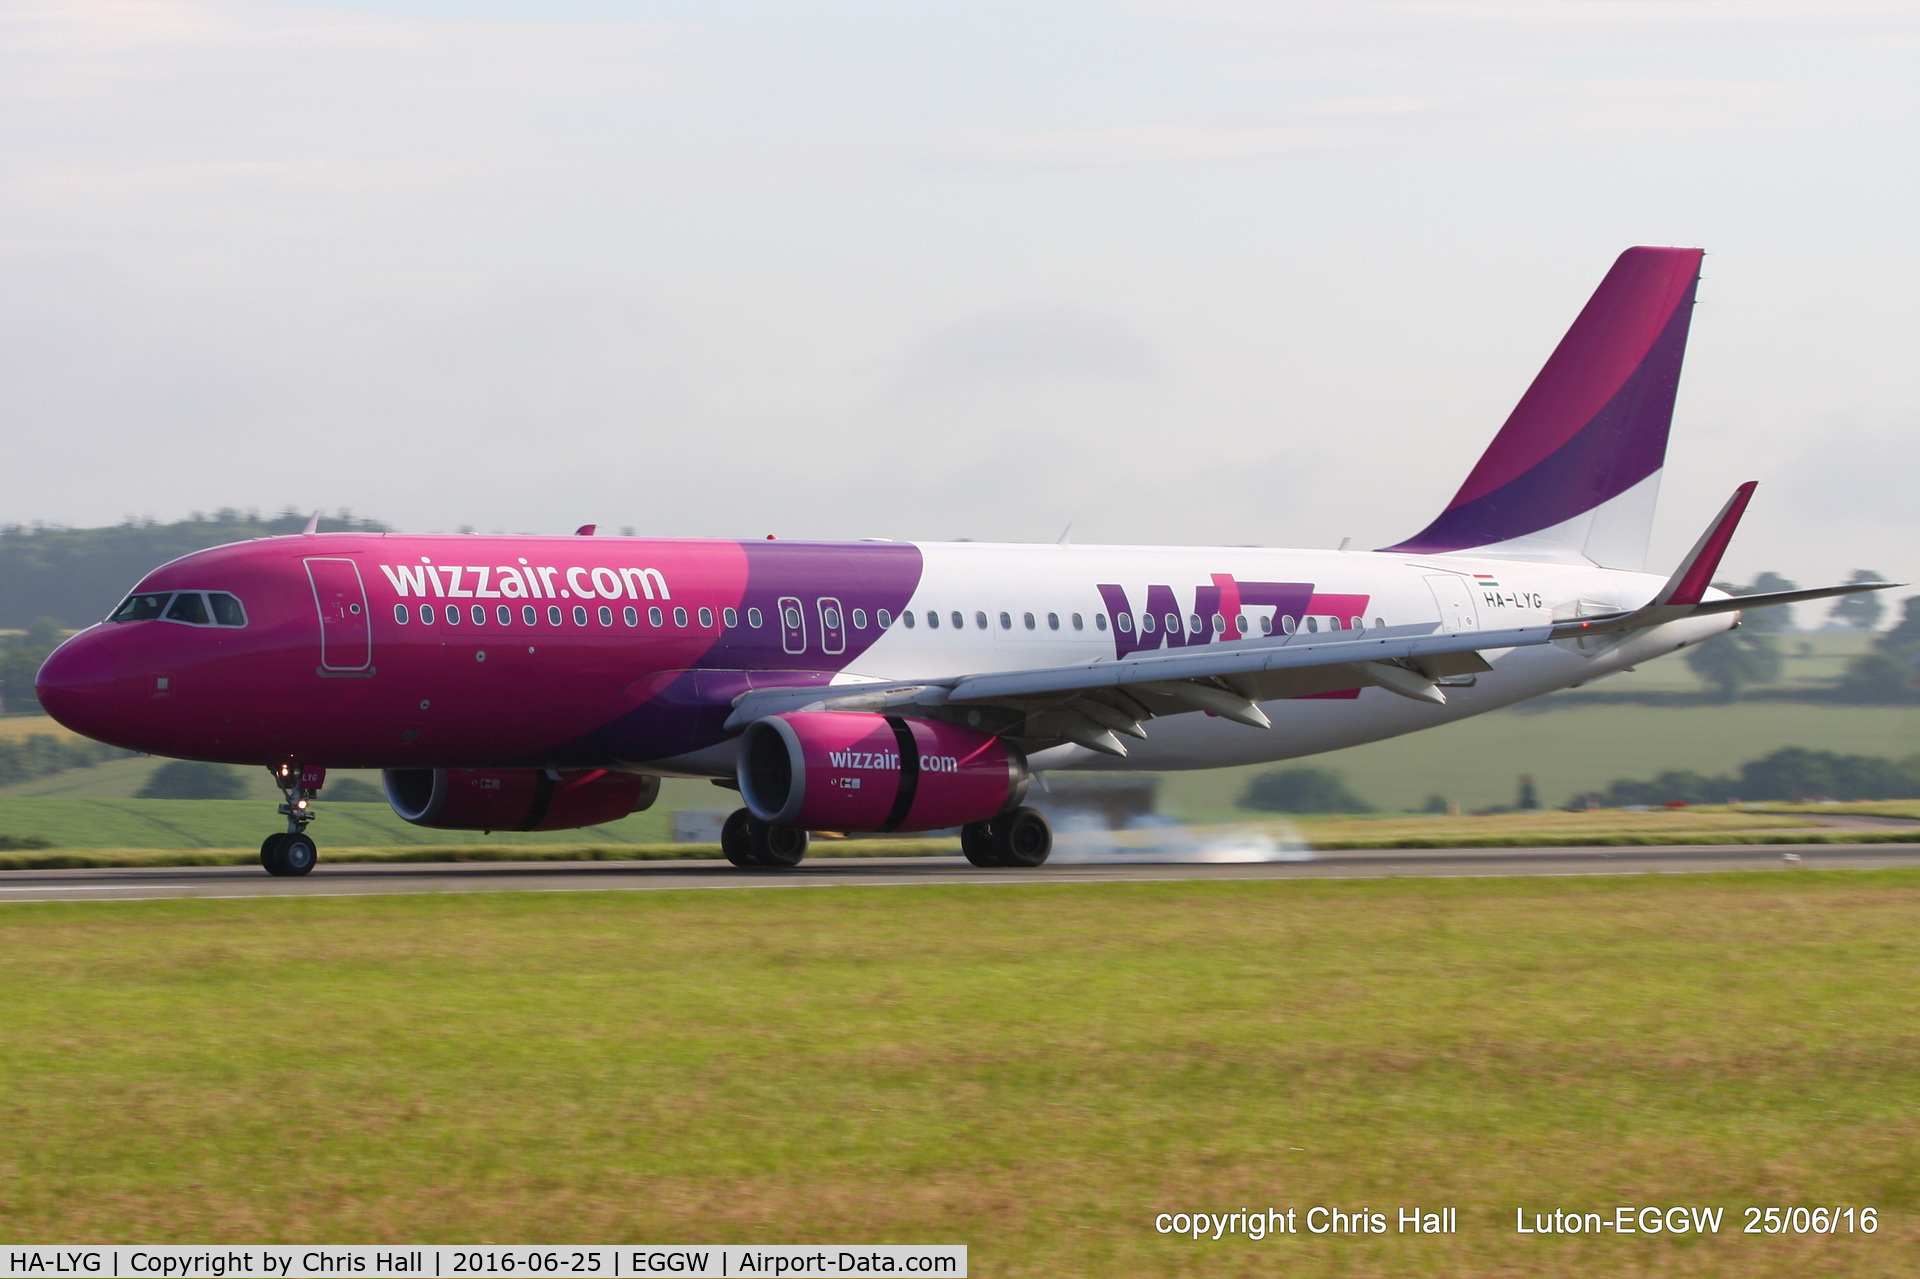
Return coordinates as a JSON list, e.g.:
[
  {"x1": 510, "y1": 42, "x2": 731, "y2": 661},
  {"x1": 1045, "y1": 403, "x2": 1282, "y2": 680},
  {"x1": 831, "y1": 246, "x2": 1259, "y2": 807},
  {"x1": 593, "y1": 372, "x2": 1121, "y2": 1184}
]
[
  {"x1": 737, "y1": 712, "x2": 1027, "y2": 832},
  {"x1": 383, "y1": 767, "x2": 660, "y2": 832}
]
